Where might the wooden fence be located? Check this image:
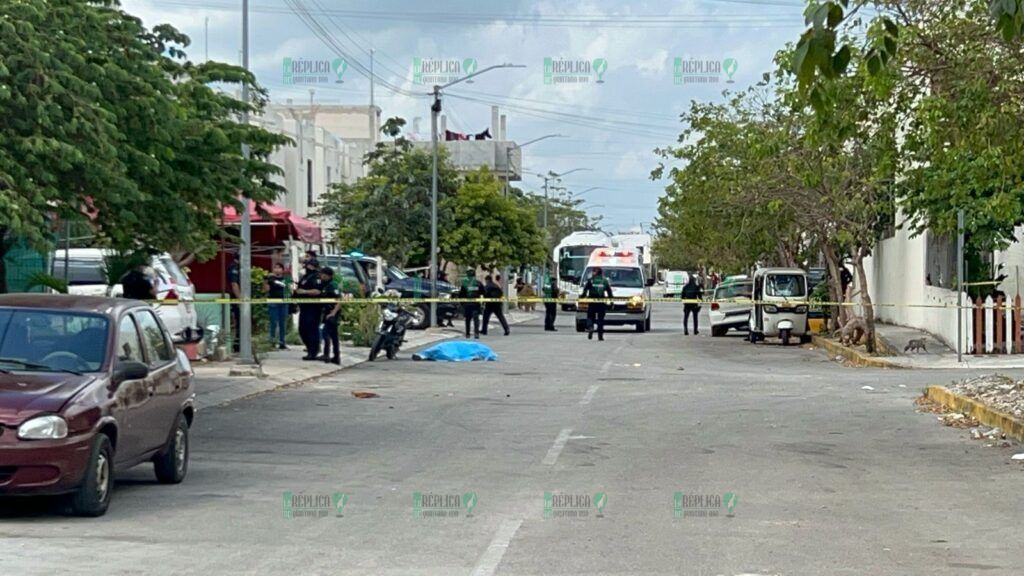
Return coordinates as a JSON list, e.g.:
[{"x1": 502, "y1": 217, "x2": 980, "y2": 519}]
[{"x1": 972, "y1": 295, "x2": 1023, "y2": 354}]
